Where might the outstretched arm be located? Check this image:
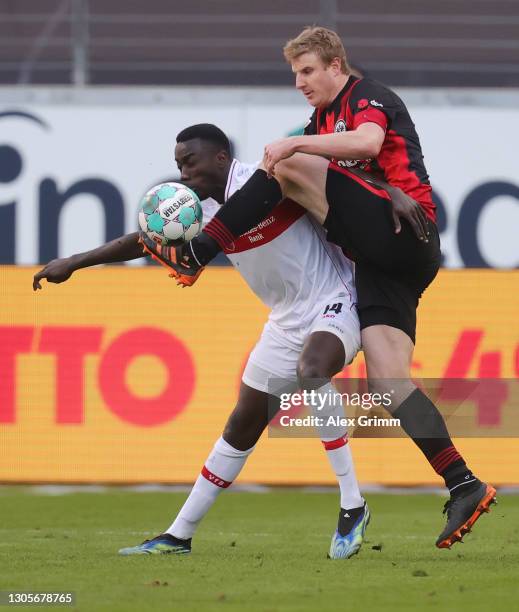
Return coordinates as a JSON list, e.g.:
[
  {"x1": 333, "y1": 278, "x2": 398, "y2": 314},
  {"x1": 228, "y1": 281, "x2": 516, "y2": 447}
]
[{"x1": 33, "y1": 232, "x2": 146, "y2": 290}]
